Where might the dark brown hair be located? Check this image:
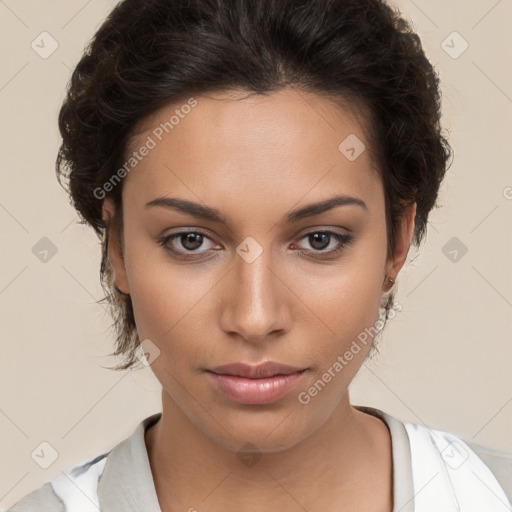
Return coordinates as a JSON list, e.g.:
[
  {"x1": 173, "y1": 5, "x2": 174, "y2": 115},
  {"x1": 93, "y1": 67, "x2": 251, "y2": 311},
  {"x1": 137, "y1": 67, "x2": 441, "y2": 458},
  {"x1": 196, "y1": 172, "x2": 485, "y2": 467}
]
[{"x1": 56, "y1": 0, "x2": 452, "y2": 370}]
